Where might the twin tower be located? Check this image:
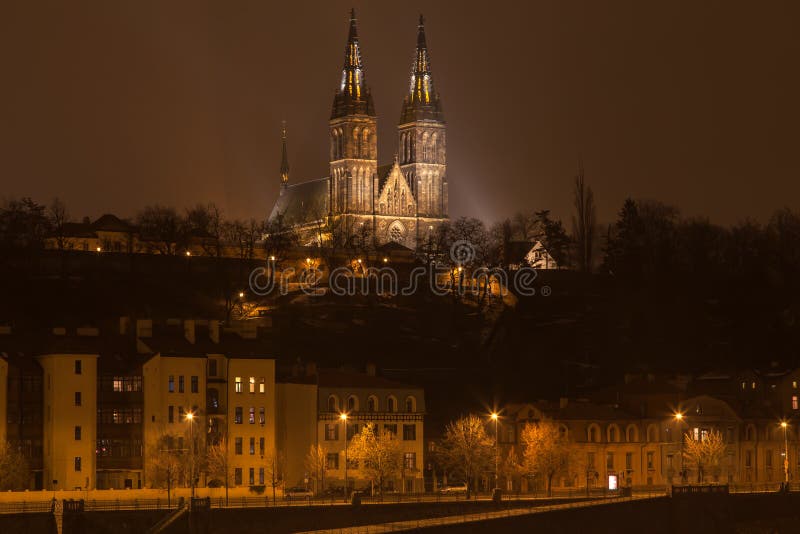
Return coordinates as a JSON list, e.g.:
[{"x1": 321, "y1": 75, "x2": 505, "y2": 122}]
[{"x1": 272, "y1": 10, "x2": 448, "y2": 248}]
